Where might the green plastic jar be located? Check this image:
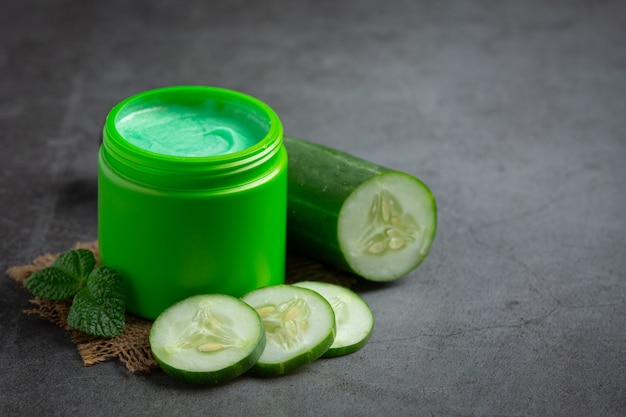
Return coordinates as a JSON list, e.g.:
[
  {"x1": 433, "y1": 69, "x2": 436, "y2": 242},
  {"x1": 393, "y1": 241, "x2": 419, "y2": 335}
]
[{"x1": 98, "y1": 86, "x2": 287, "y2": 320}]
